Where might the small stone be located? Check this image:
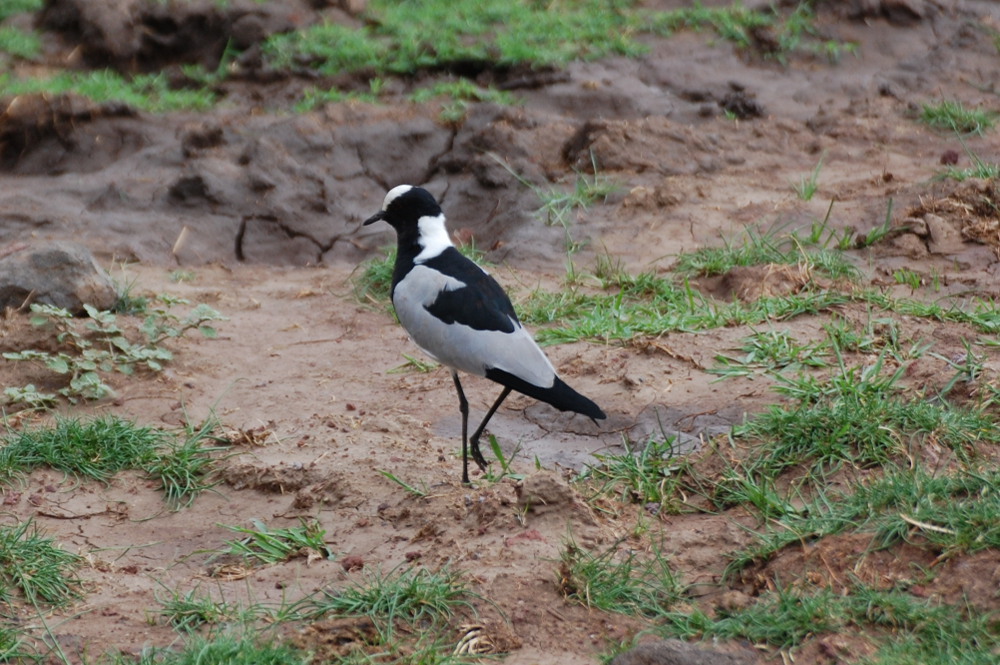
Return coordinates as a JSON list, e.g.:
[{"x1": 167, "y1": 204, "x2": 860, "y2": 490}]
[
  {"x1": 341, "y1": 555, "x2": 364, "y2": 572},
  {"x1": 0, "y1": 241, "x2": 118, "y2": 314},
  {"x1": 924, "y1": 213, "x2": 965, "y2": 255}
]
